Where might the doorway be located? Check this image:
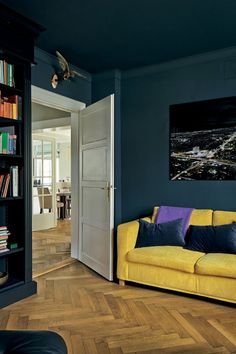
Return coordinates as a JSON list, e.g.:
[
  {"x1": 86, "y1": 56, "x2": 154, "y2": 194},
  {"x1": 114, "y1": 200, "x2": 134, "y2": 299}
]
[
  {"x1": 31, "y1": 86, "x2": 115, "y2": 281},
  {"x1": 31, "y1": 86, "x2": 85, "y2": 276}
]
